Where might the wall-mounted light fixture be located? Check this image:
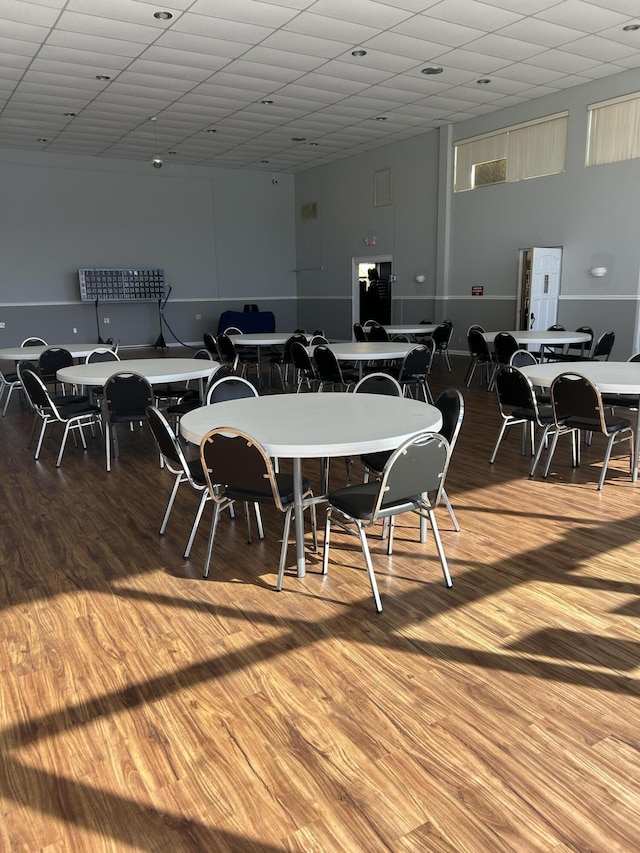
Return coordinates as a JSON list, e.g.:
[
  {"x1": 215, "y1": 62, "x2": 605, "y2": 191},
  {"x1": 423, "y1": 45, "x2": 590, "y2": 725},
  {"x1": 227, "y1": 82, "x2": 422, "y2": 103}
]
[{"x1": 590, "y1": 266, "x2": 607, "y2": 277}]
